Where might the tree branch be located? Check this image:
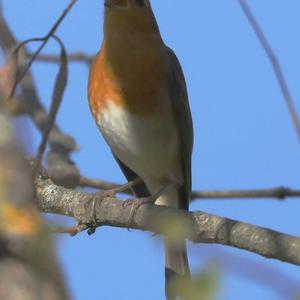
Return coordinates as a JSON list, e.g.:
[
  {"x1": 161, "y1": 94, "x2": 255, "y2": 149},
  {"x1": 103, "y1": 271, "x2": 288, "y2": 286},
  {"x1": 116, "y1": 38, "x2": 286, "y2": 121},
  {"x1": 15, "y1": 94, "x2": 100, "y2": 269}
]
[
  {"x1": 32, "y1": 35, "x2": 69, "y2": 175},
  {"x1": 238, "y1": 0, "x2": 300, "y2": 141},
  {"x1": 191, "y1": 187, "x2": 300, "y2": 200},
  {"x1": 27, "y1": 52, "x2": 92, "y2": 65},
  {"x1": 36, "y1": 177, "x2": 300, "y2": 266},
  {"x1": 7, "y1": 0, "x2": 78, "y2": 99},
  {"x1": 0, "y1": 11, "x2": 76, "y2": 151},
  {"x1": 79, "y1": 176, "x2": 300, "y2": 201},
  {"x1": 0, "y1": 9, "x2": 80, "y2": 188}
]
